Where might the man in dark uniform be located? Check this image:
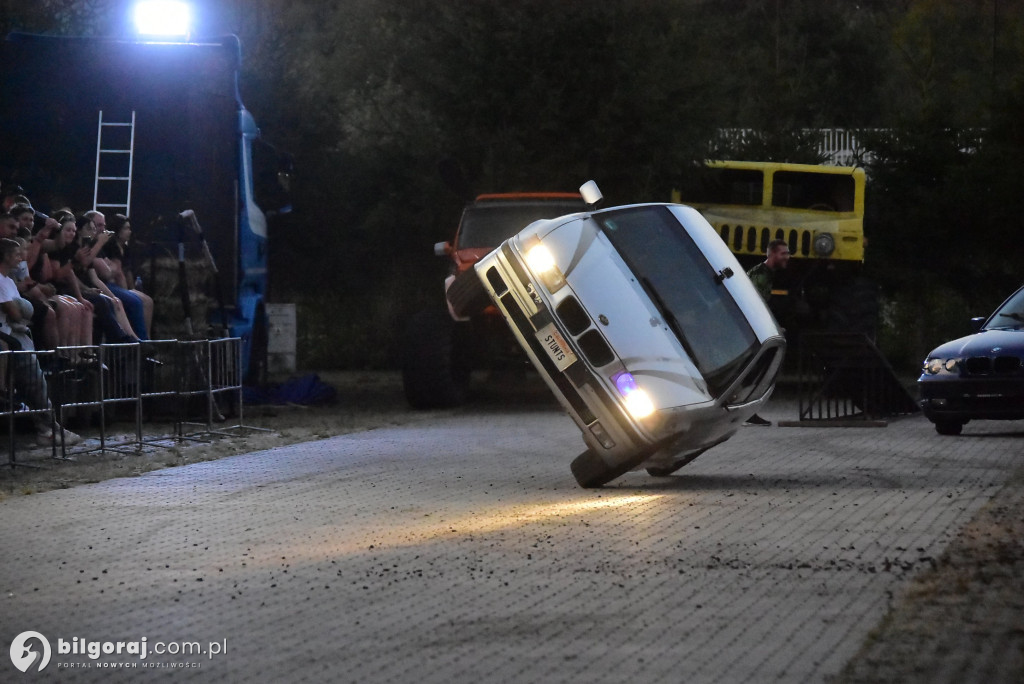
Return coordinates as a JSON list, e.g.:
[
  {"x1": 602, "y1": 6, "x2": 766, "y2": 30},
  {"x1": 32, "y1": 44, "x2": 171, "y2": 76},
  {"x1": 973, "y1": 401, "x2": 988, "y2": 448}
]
[
  {"x1": 747, "y1": 238, "x2": 790, "y2": 303},
  {"x1": 744, "y1": 239, "x2": 790, "y2": 426}
]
